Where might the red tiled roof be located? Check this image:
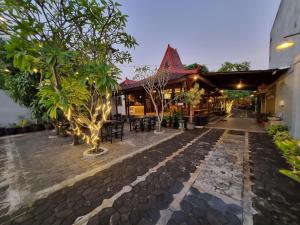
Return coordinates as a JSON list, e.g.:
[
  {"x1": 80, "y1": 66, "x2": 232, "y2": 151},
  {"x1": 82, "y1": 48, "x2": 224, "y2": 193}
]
[
  {"x1": 120, "y1": 77, "x2": 137, "y2": 86},
  {"x1": 120, "y1": 44, "x2": 200, "y2": 91}
]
